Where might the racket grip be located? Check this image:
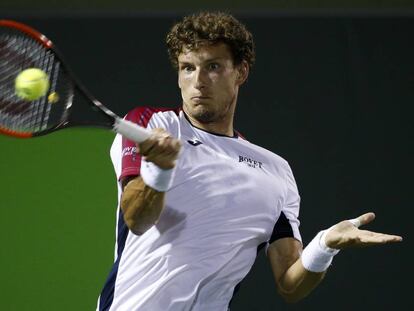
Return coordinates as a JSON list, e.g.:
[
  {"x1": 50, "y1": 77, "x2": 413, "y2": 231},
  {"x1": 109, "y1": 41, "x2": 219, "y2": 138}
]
[{"x1": 113, "y1": 118, "x2": 151, "y2": 143}]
